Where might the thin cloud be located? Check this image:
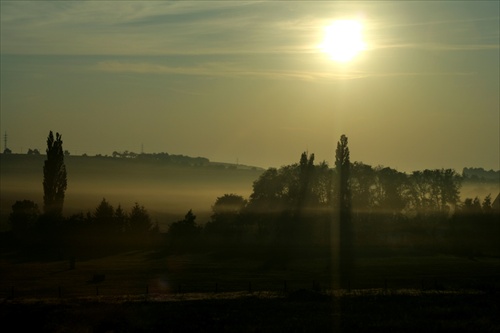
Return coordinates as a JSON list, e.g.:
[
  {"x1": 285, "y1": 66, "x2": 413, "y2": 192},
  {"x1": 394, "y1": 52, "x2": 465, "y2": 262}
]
[
  {"x1": 92, "y1": 61, "x2": 474, "y2": 81},
  {"x1": 0, "y1": 1, "x2": 316, "y2": 56},
  {"x1": 374, "y1": 16, "x2": 500, "y2": 30},
  {"x1": 92, "y1": 61, "x2": 342, "y2": 81},
  {"x1": 372, "y1": 43, "x2": 499, "y2": 51},
  {"x1": 366, "y1": 71, "x2": 475, "y2": 78}
]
